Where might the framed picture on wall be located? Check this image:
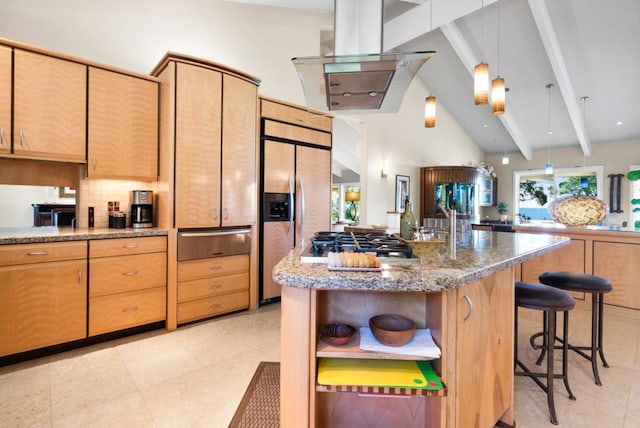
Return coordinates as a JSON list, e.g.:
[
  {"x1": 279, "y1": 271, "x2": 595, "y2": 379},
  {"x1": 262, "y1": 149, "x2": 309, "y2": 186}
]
[{"x1": 395, "y1": 175, "x2": 410, "y2": 212}]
